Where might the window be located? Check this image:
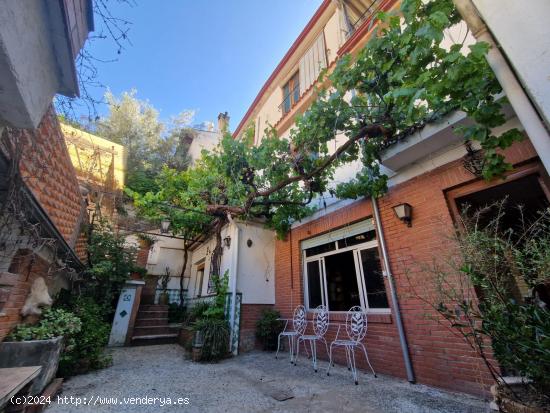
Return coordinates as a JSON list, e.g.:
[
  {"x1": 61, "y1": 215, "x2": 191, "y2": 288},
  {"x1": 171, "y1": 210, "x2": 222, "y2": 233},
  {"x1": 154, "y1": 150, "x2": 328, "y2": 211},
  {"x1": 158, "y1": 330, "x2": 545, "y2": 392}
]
[
  {"x1": 281, "y1": 72, "x2": 300, "y2": 115},
  {"x1": 195, "y1": 263, "x2": 205, "y2": 297},
  {"x1": 302, "y1": 220, "x2": 389, "y2": 312}
]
